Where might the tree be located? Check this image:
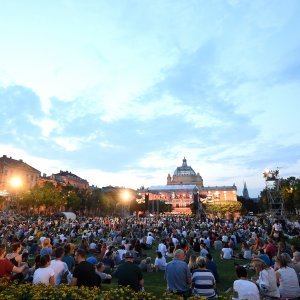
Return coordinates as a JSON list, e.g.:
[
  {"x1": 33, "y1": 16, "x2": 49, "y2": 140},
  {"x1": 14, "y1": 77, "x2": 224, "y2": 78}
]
[
  {"x1": 204, "y1": 201, "x2": 242, "y2": 218},
  {"x1": 65, "y1": 190, "x2": 81, "y2": 211},
  {"x1": 237, "y1": 196, "x2": 260, "y2": 214},
  {"x1": 280, "y1": 177, "x2": 300, "y2": 213}
]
